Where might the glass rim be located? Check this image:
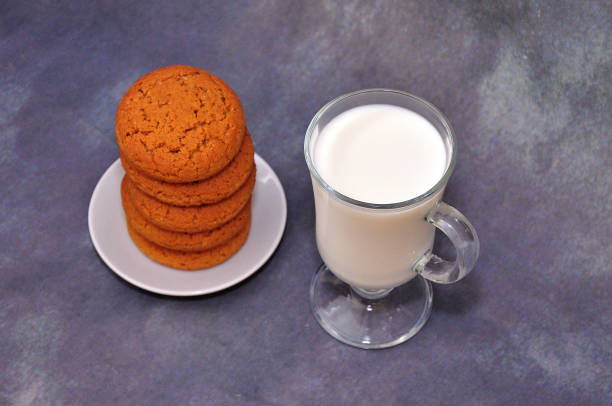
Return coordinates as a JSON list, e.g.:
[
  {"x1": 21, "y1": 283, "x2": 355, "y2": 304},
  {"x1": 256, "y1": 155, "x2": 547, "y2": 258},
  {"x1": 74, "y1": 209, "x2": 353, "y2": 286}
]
[{"x1": 304, "y1": 88, "x2": 457, "y2": 210}]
